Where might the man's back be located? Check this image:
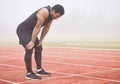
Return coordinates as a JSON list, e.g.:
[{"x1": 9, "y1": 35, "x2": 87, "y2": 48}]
[{"x1": 17, "y1": 6, "x2": 51, "y2": 32}]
